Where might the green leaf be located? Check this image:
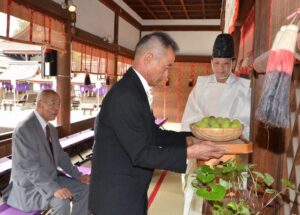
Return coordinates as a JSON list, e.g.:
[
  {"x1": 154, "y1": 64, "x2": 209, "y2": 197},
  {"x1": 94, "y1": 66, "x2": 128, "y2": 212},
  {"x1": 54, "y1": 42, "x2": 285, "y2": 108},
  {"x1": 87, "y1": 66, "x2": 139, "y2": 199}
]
[
  {"x1": 265, "y1": 188, "x2": 278, "y2": 194},
  {"x1": 253, "y1": 171, "x2": 264, "y2": 179},
  {"x1": 227, "y1": 201, "x2": 238, "y2": 211},
  {"x1": 263, "y1": 173, "x2": 274, "y2": 187},
  {"x1": 213, "y1": 203, "x2": 222, "y2": 211},
  {"x1": 222, "y1": 166, "x2": 234, "y2": 173},
  {"x1": 213, "y1": 167, "x2": 223, "y2": 175},
  {"x1": 248, "y1": 163, "x2": 256, "y2": 169},
  {"x1": 282, "y1": 179, "x2": 296, "y2": 190},
  {"x1": 219, "y1": 178, "x2": 229, "y2": 189},
  {"x1": 235, "y1": 163, "x2": 247, "y2": 171},
  {"x1": 198, "y1": 165, "x2": 213, "y2": 174},
  {"x1": 196, "y1": 184, "x2": 226, "y2": 201},
  {"x1": 237, "y1": 204, "x2": 250, "y2": 215},
  {"x1": 191, "y1": 179, "x2": 200, "y2": 189},
  {"x1": 197, "y1": 171, "x2": 215, "y2": 184}
]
